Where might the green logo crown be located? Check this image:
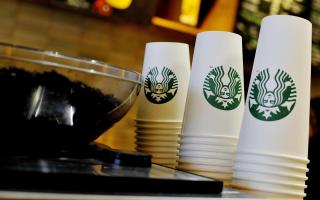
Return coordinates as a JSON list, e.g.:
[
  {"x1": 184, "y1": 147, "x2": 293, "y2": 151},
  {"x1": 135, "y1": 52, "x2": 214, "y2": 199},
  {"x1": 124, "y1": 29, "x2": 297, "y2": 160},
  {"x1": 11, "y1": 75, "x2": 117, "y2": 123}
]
[
  {"x1": 144, "y1": 66, "x2": 178, "y2": 104},
  {"x1": 203, "y1": 66, "x2": 242, "y2": 110},
  {"x1": 249, "y1": 68, "x2": 297, "y2": 121}
]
